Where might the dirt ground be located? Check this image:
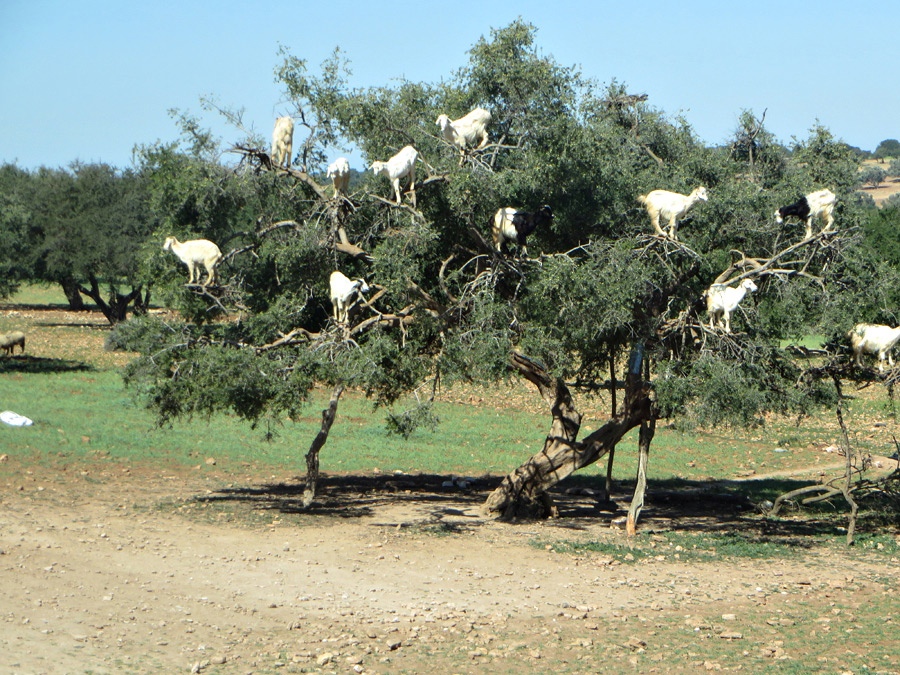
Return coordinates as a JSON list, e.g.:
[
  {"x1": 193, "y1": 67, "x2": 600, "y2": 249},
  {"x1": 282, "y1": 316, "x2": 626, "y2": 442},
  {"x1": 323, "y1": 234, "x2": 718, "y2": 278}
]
[{"x1": 1, "y1": 454, "x2": 898, "y2": 675}]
